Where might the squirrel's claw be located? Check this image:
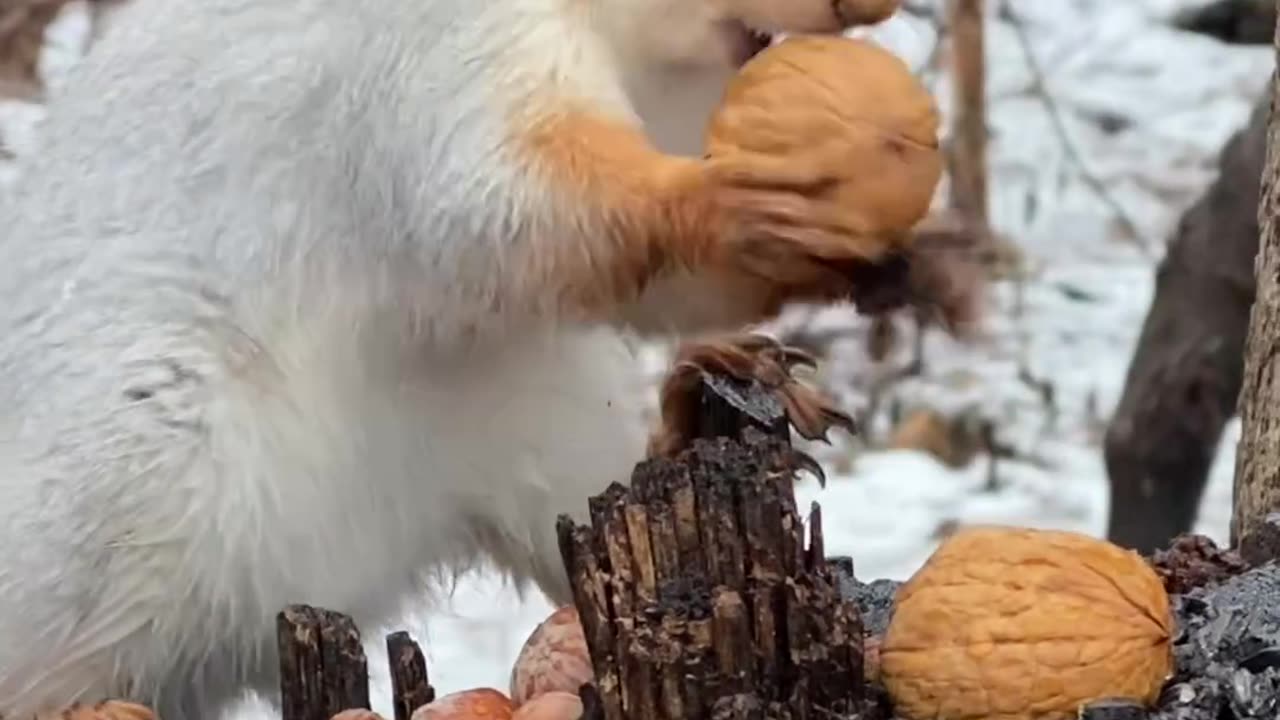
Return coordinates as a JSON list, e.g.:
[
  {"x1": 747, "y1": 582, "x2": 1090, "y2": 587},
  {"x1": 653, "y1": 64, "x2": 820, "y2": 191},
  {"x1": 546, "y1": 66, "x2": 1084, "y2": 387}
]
[
  {"x1": 788, "y1": 448, "x2": 828, "y2": 487},
  {"x1": 648, "y1": 332, "x2": 856, "y2": 463}
]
